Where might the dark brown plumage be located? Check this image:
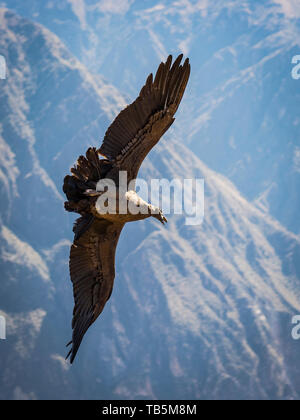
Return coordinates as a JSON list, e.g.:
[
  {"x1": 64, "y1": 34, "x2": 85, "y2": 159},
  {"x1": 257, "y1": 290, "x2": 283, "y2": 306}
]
[{"x1": 63, "y1": 54, "x2": 190, "y2": 363}]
